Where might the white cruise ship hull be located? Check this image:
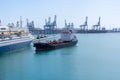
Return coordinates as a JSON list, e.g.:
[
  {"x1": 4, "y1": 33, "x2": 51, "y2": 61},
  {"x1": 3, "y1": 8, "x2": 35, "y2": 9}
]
[{"x1": 0, "y1": 37, "x2": 32, "y2": 53}]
